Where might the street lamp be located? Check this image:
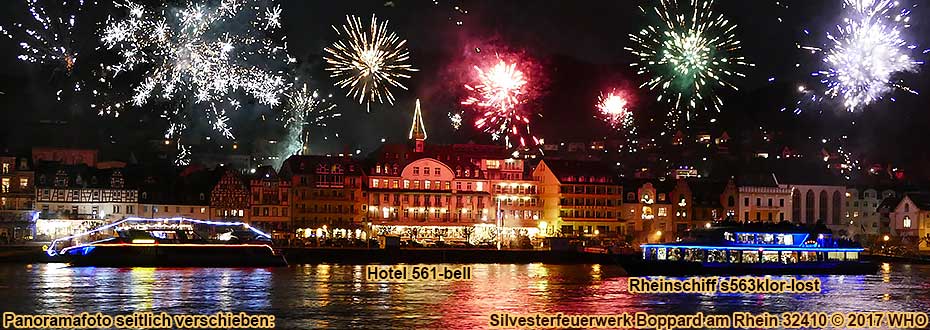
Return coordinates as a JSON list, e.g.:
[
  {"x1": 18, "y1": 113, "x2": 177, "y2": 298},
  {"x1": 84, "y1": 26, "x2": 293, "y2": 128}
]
[{"x1": 883, "y1": 235, "x2": 890, "y2": 242}]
